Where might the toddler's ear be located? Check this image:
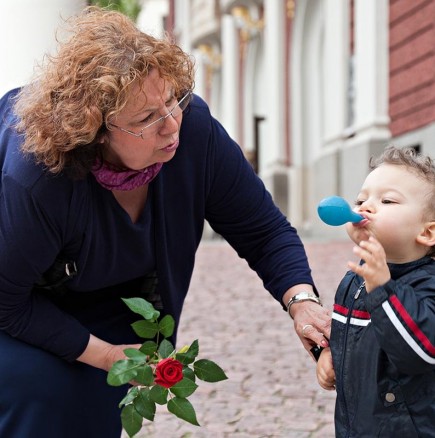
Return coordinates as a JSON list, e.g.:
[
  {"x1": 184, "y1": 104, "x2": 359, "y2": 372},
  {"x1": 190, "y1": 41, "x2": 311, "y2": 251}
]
[{"x1": 416, "y1": 221, "x2": 435, "y2": 249}]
